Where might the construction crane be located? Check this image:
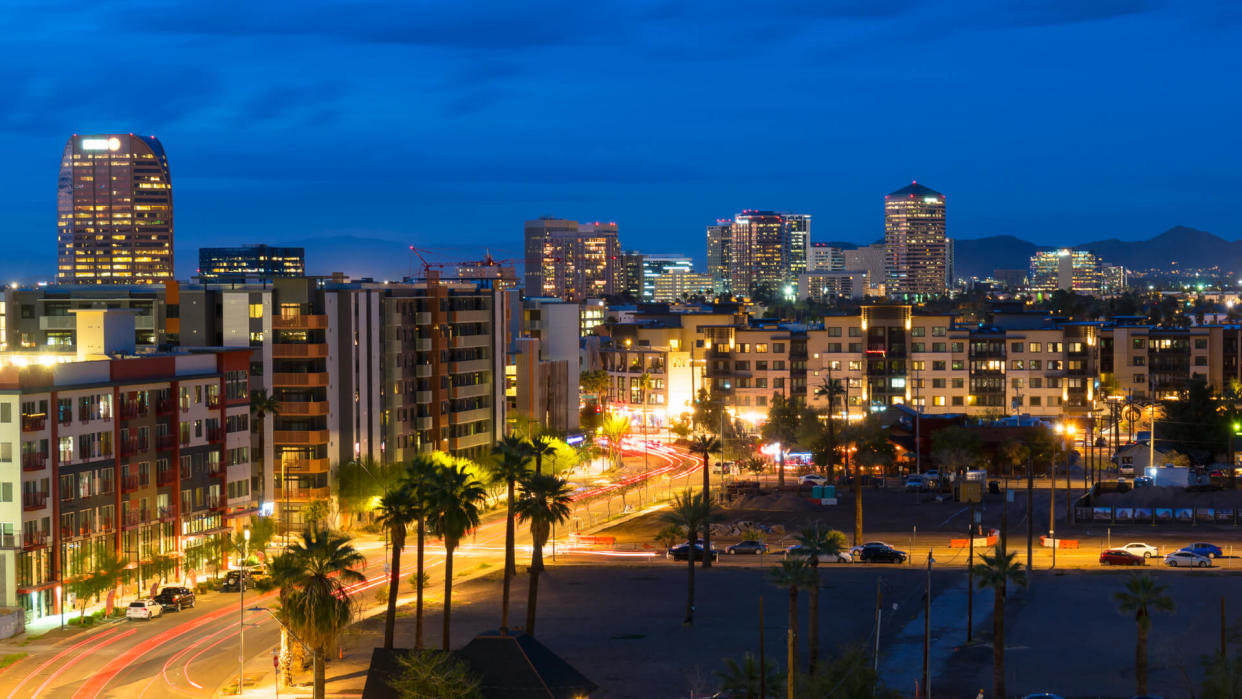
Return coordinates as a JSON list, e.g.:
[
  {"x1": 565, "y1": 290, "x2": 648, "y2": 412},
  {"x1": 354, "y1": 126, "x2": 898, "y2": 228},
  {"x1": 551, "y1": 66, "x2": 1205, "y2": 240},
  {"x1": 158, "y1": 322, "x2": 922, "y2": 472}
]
[{"x1": 407, "y1": 245, "x2": 448, "y2": 281}]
